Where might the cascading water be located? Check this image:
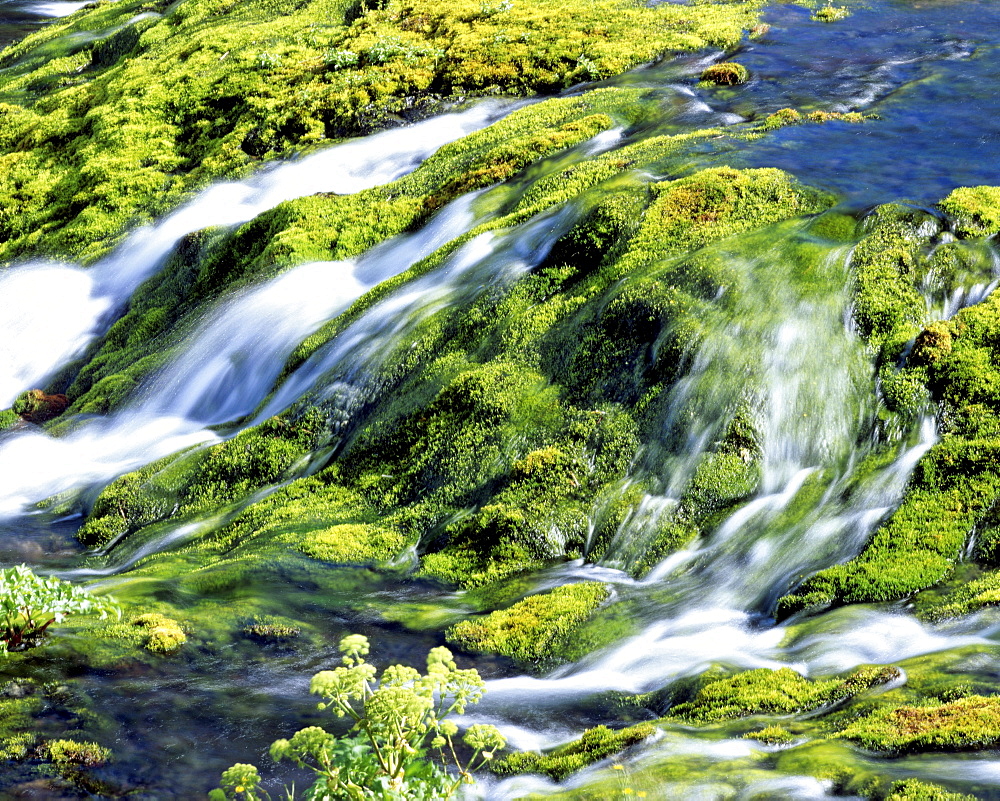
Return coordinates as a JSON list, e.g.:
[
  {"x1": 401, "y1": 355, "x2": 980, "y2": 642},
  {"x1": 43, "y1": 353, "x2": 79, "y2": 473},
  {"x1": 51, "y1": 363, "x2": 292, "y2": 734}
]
[
  {"x1": 5, "y1": 1, "x2": 1000, "y2": 797},
  {"x1": 0, "y1": 190, "x2": 484, "y2": 519},
  {"x1": 0, "y1": 102, "x2": 512, "y2": 410}
]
